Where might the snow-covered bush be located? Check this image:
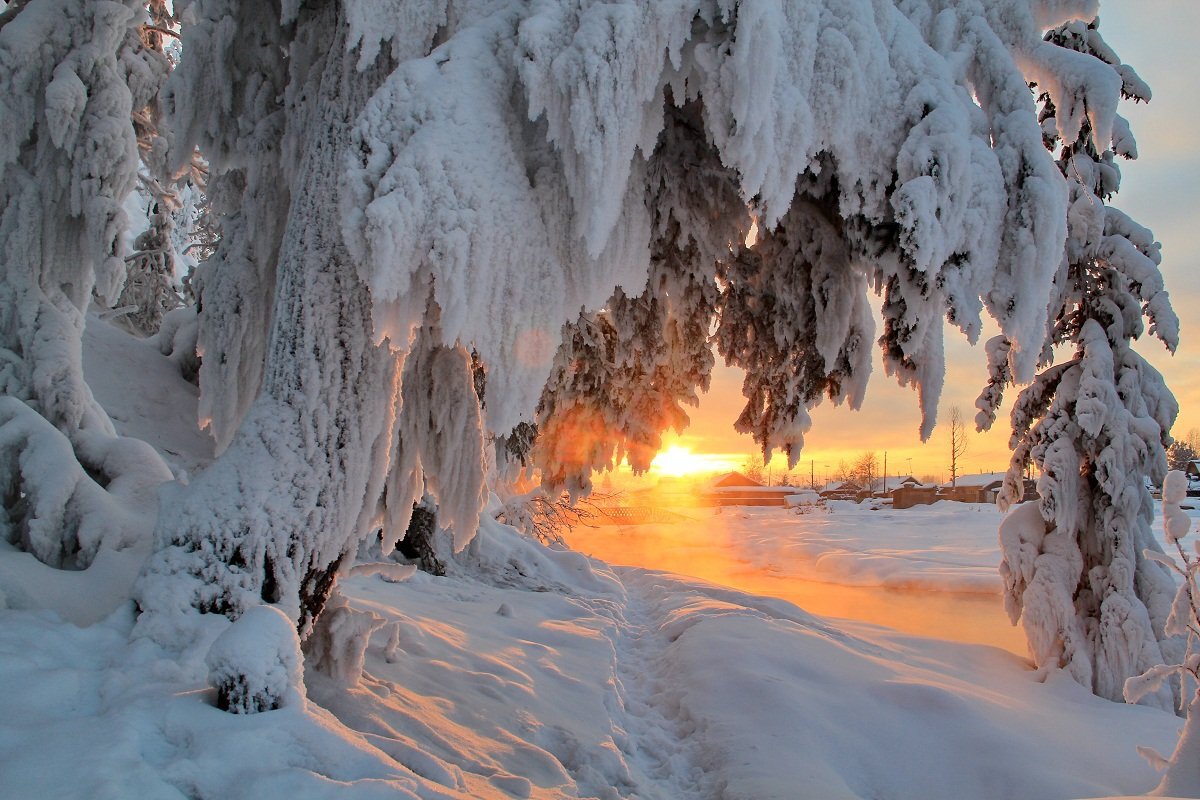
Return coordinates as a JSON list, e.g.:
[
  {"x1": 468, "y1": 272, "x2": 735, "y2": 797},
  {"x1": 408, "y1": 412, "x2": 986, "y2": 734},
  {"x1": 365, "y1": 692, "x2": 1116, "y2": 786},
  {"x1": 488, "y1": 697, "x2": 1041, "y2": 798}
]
[
  {"x1": 496, "y1": 488, "x2": 611, "y2": 547},
  {"x1": 1125, "y1": 471, "x2": 1200, "y2": 794},
  {"x1": 303, "y1": 592, "x2": 386, "y2": 687},
  {"x1": 0, "y1": 397, "x2": 170, "y2": 567},
  {"x1": 153, "y1": 305, "x2": 201, "y2": 384},
  {"x1": 205, "y1": 604, "x2": 305, "y2": 713}
]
